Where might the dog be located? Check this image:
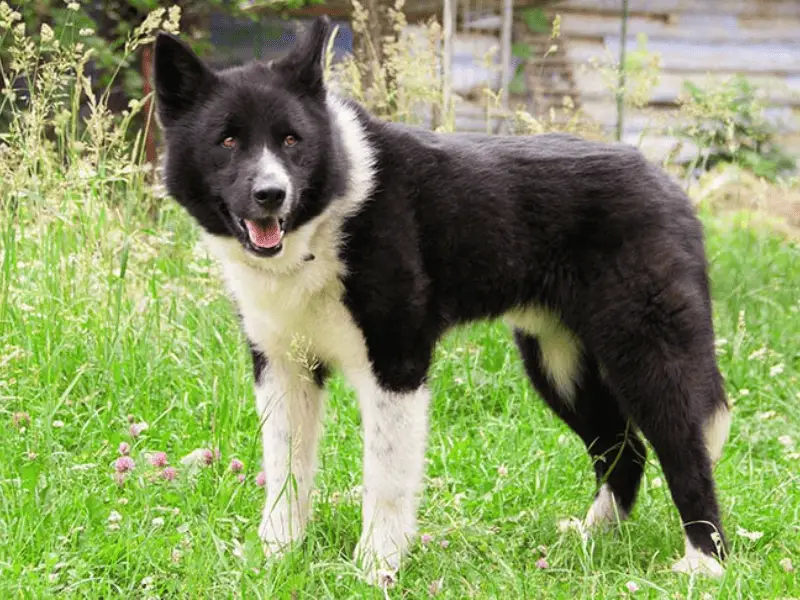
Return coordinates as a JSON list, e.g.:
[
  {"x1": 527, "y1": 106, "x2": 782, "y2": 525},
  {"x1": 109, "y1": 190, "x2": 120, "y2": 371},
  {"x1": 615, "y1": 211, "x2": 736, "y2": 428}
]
[{"x1": 153, "y1": 16, "x2": 731, "y2": 584}]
